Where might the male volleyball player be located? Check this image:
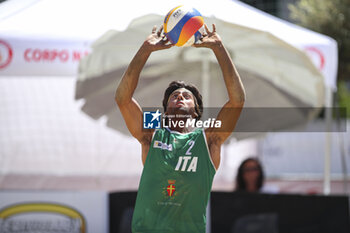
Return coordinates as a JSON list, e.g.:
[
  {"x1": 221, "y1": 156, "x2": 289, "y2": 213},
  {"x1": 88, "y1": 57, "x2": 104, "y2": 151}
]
[{"x1": 115, "y1": 24, "x2": 245, "y2": 233}]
